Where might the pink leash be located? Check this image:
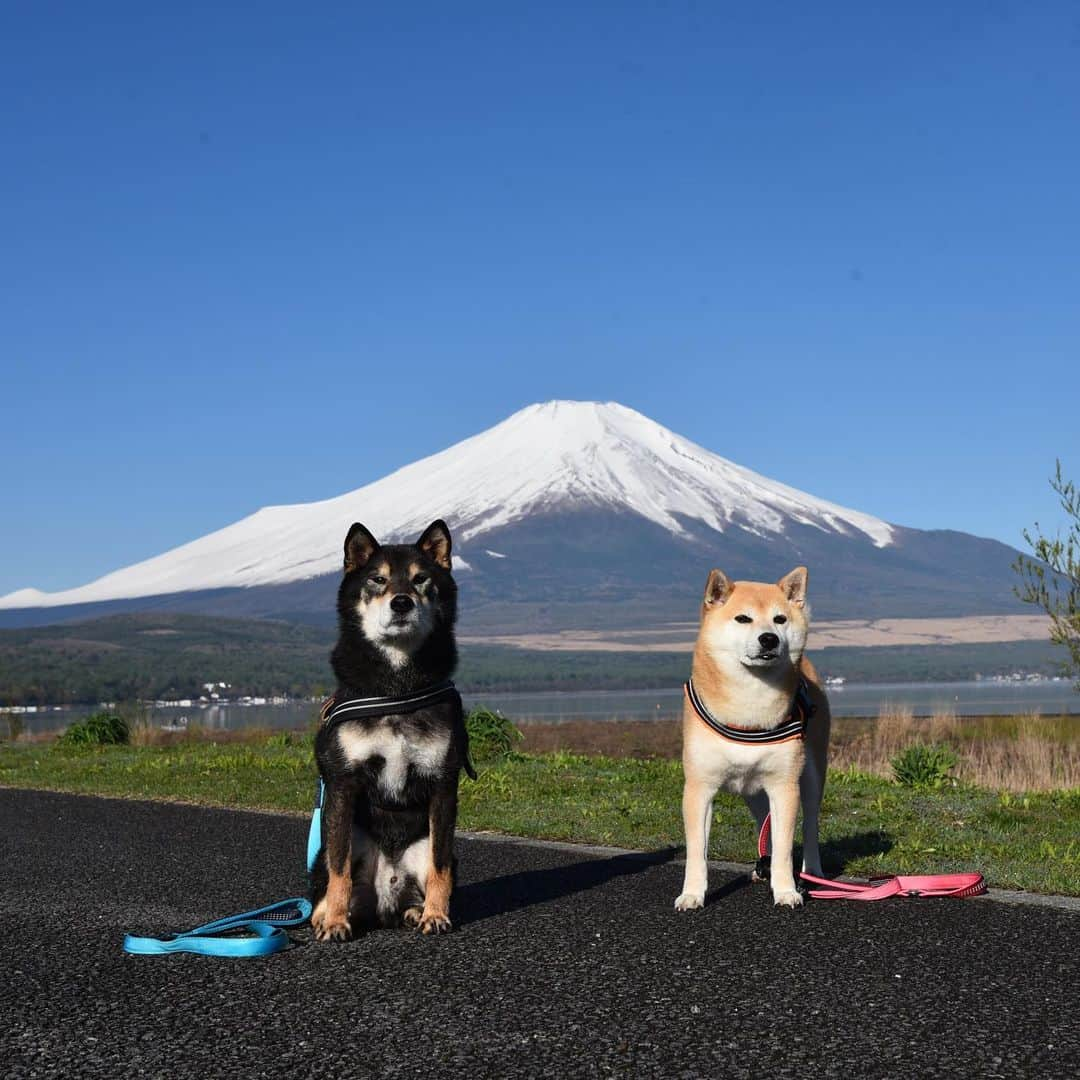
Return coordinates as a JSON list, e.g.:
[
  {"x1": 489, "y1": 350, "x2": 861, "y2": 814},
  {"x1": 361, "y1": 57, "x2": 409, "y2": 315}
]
[{"x1": 755, "y1": 813, "x2": 987, "y2": 900}]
